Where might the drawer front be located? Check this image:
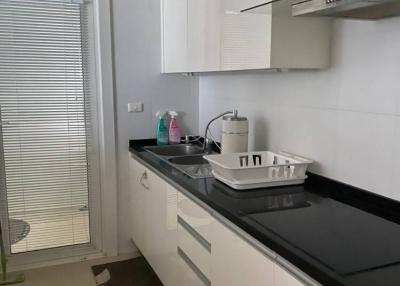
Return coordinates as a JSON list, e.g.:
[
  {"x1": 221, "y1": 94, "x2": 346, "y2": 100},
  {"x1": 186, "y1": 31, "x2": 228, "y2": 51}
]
[
  {"x1": 177, "y1": 248, "x2": 211, "y2": 286},
  {"x1": 274, "y1": 263, "x2": 307, "y2": 286},
  {"x1": 211, "y1": 219, "x2": 275, "y2": 286},
  {"x1": 177, "y1": 192, "x2": 213, "y2": 242},
  {"x1": 178, "y1": 220, "x2": 211, "y2": 279}
]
